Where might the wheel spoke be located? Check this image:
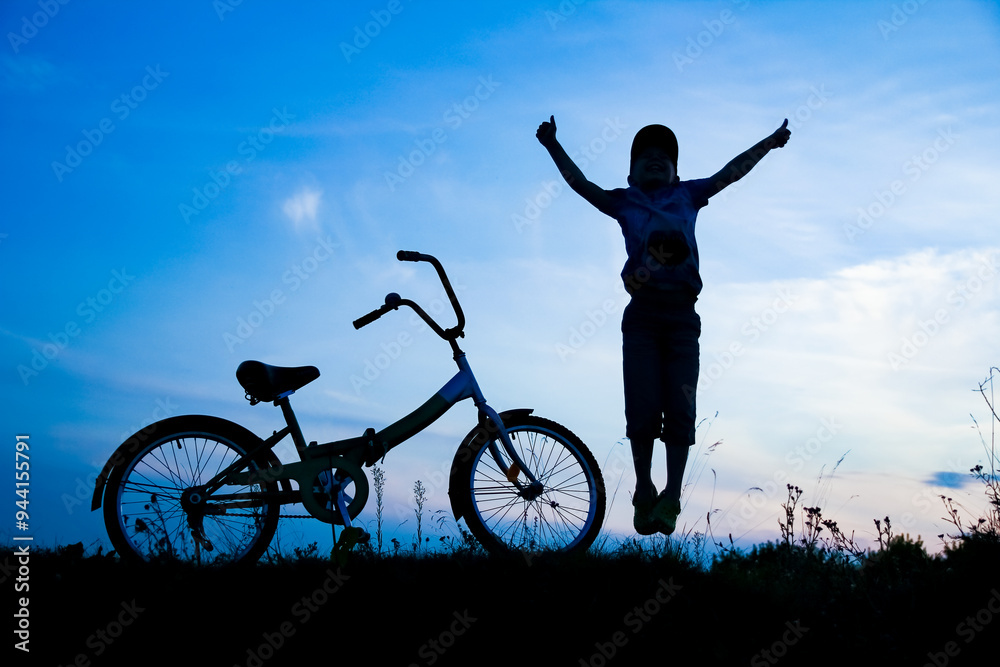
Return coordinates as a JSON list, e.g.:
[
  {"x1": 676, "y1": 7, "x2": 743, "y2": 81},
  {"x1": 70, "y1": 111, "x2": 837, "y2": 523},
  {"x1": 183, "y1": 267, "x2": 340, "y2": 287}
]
[
  {"x1": 467, "y1": 419, "x2": 605, "y2": 555},
  {"x1": 109, "y1": 425, "x2": 278, "y2": 565}
]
